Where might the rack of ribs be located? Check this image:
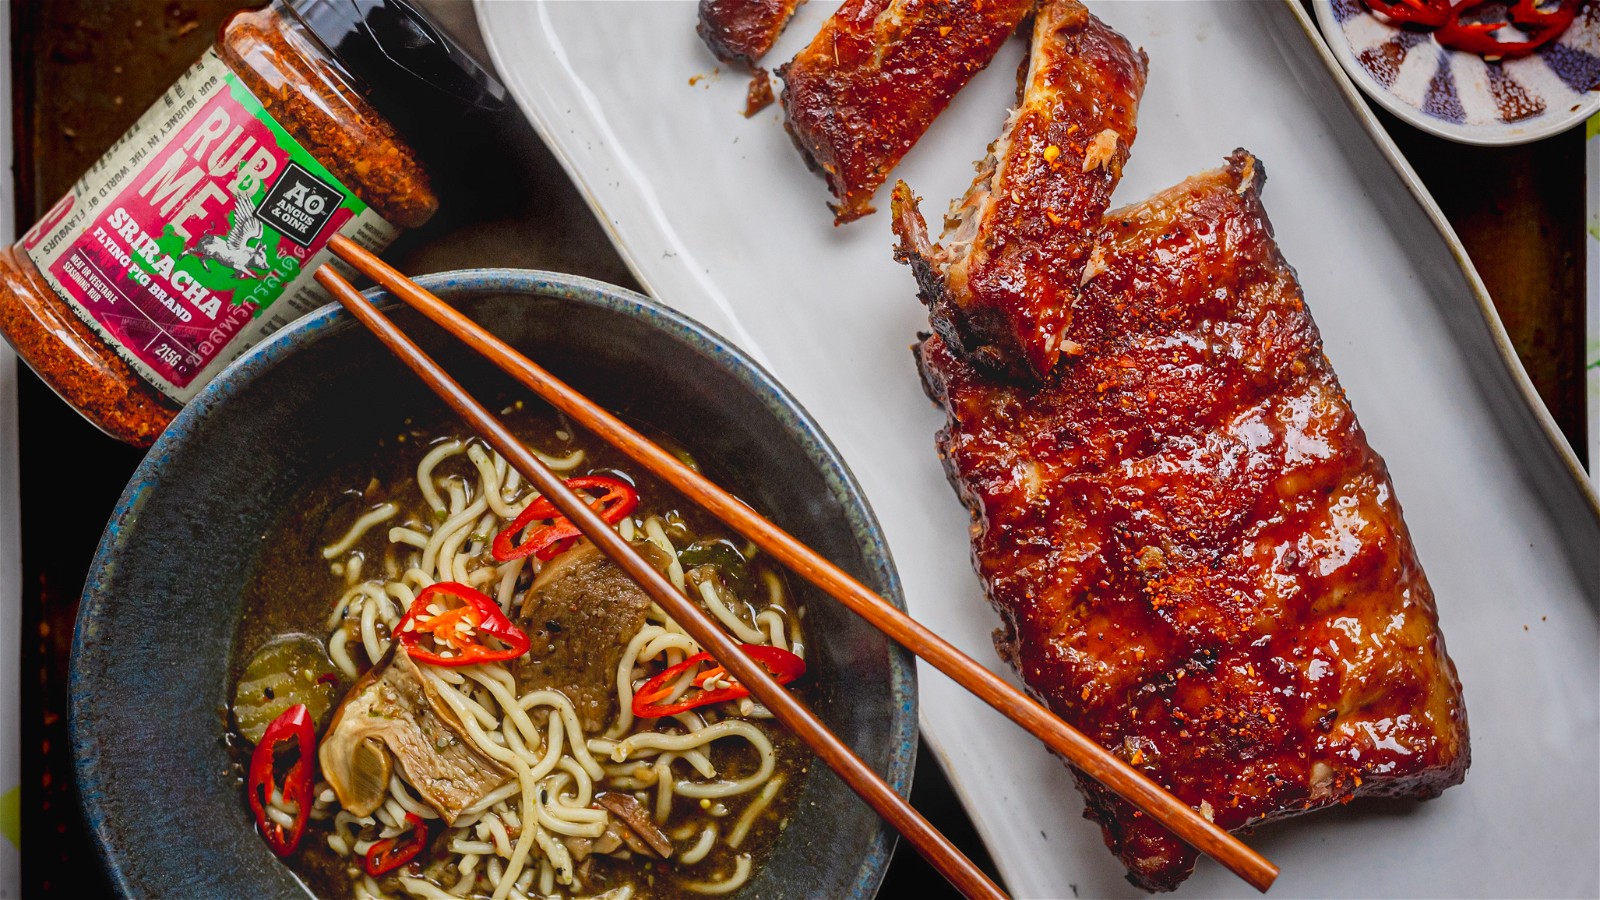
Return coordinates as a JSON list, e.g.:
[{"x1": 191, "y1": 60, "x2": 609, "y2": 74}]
[
  {"x1": 697, "y1": 0, "x2": 806, "y2": 69},
  {"x1": 913, "y1": 151, "x2": 1470, "y2": 891},
  {"x1": 892, "y1": 0, "x2": 1147, "y2": 379},
  {"x1": 778, "y1": 0, "x2": 1031, "y2": 224}
]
